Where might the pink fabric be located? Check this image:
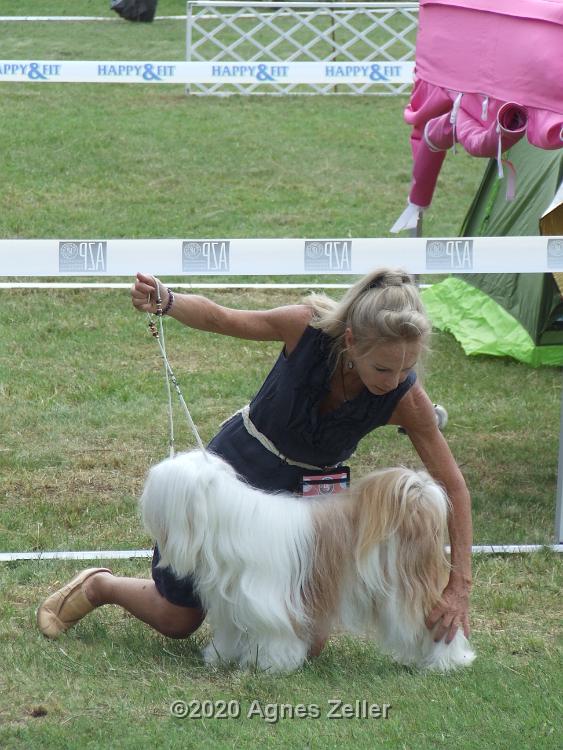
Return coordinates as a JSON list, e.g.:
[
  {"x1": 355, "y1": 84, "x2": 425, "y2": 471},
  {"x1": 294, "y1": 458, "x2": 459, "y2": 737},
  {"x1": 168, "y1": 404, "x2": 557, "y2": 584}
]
[
  {"x1": 410, "y1": 143, "x2": 448, "y2": 208},
  {"x1": 456, "y1": 103, "x2": 528, "y2": 158},
  {"x1": 422, "y1": 0, "x2": 563, "y2": 25},
  {"x1": 416, "y1": 1, "x2": 563, "y2": 111},
  {"x1": 527, "y1": 109, "x2": 563, "y2": 149},
  {"x1": 408, "y1": 90, "x2": 531, "y2": 207},
  {"x1": 424, "y1": 116, "x2": 453, "y2": 152},
  {"x1": 402, "y1": 1, "x2": 563, "y2": 211},
  {"x1": 404, "y1": 77, "x2": 453, "y2": 159},
  {"x1": 421, "y1": 103, "x2": 528, "y2": 156}
]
